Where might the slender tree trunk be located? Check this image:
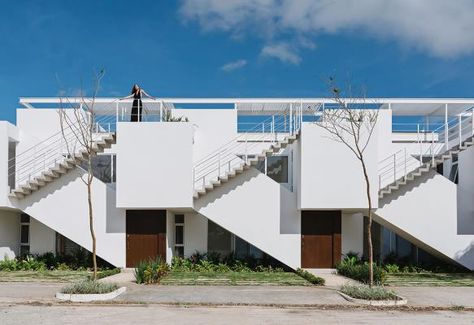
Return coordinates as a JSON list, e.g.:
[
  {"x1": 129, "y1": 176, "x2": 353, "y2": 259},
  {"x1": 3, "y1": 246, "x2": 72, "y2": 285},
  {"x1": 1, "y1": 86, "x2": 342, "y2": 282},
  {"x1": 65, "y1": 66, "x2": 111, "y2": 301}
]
[
  {"x1": 360, "y1": 157, "x2": 374, "y2": 287},
  {"x1": 87, "y1": 156, "x2": 97, "y2": 281}
]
